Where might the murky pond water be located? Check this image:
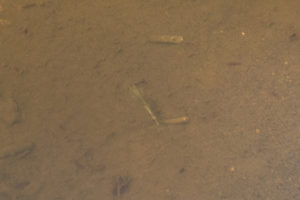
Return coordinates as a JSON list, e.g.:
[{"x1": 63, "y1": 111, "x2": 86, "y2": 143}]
[{"x1": 0, "y1": 0, "x2": 300, "y2": 199}]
